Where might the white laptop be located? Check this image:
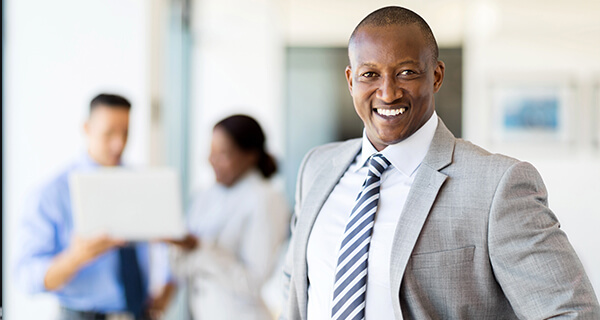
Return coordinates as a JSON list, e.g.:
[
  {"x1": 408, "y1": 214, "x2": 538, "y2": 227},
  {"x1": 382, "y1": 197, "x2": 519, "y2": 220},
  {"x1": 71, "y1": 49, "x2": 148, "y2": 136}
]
[{"x1": 69, "y1": 167, "x2": 187, "y2": 241}]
